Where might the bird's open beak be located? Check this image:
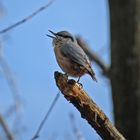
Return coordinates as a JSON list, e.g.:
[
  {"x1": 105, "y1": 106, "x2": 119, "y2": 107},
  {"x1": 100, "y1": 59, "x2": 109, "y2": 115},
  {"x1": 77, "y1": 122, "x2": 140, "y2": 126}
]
[{"x1": 46, "y1": 30, "x2": 56, "y2": 39}]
